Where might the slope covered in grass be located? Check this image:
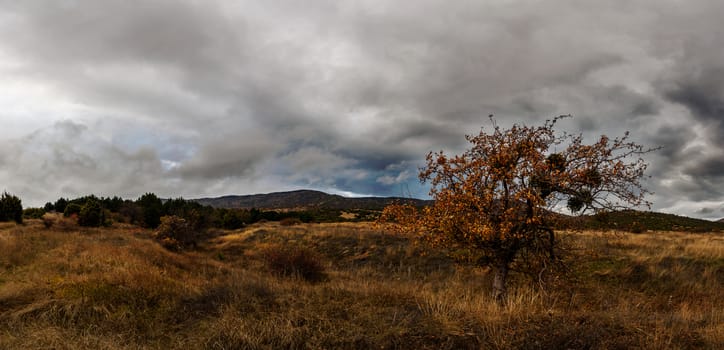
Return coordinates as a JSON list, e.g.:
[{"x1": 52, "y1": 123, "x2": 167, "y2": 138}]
[
  {"x1": 1, "y1": 217, "x2": 722, "y2": 349},
  {"x1": 582, "y1": 210, "x2": 724, "y2": 232}
]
